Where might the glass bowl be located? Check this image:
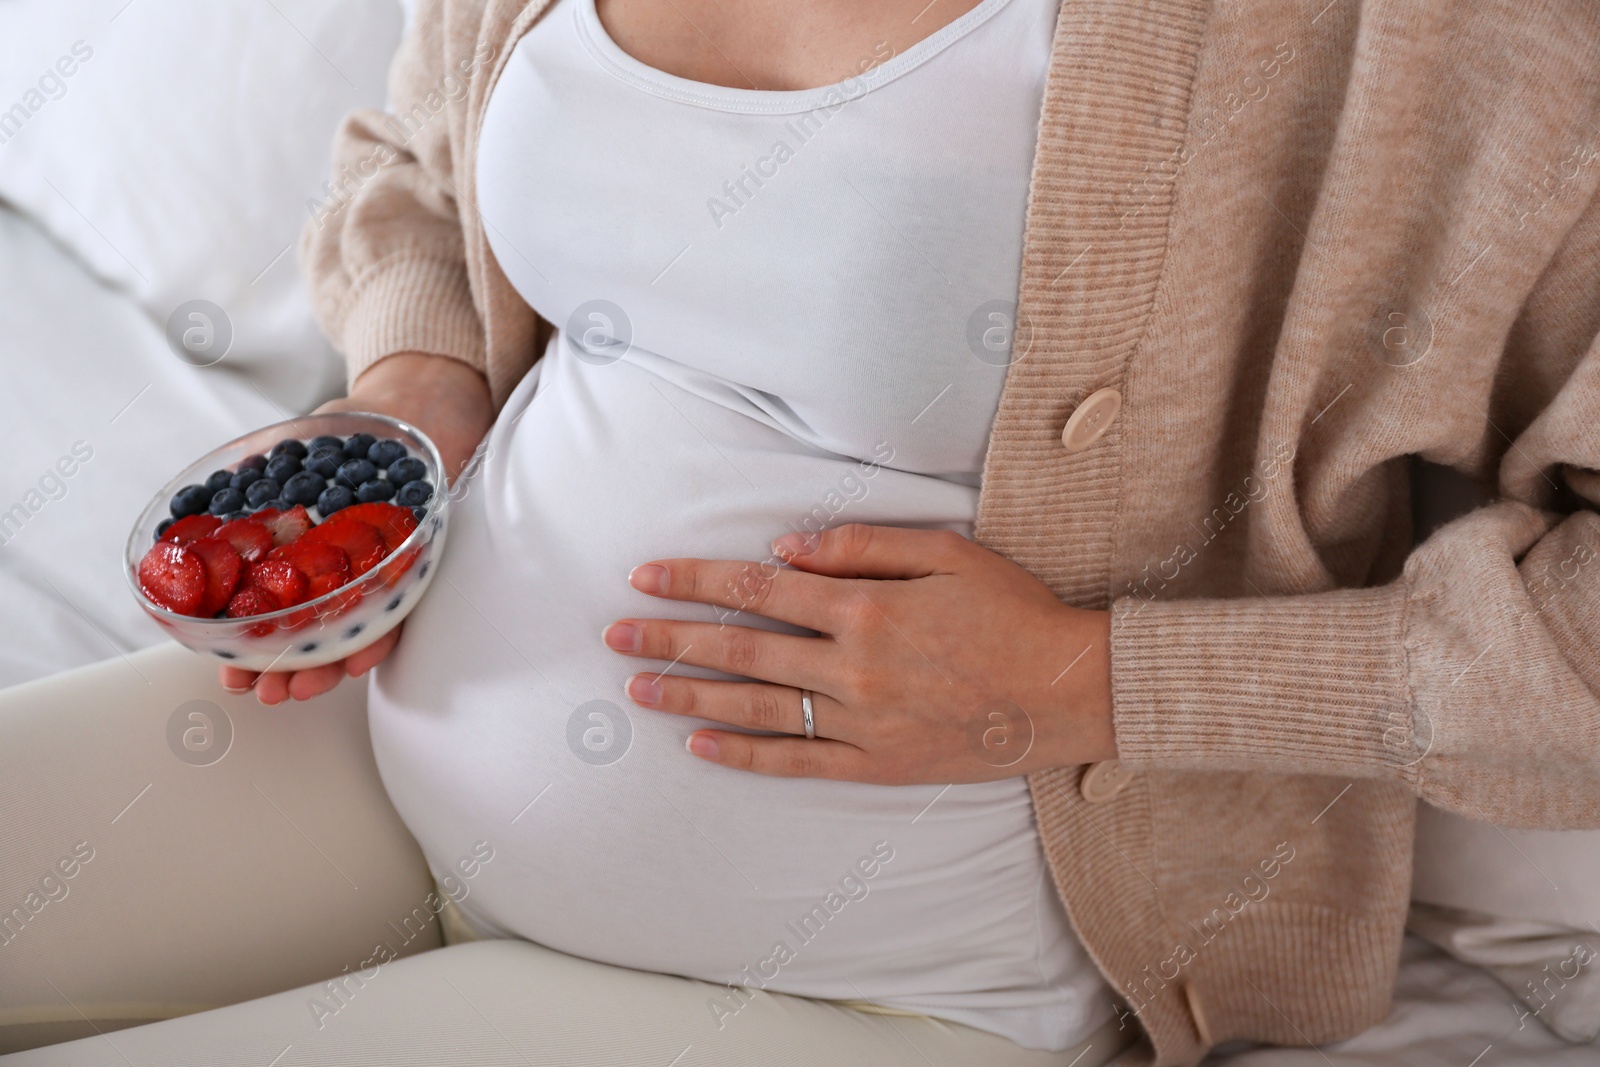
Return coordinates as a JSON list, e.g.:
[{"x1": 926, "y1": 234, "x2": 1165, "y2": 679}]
[{"x1": 124, "y1": 412, "x2": 450, "y2": 671}]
